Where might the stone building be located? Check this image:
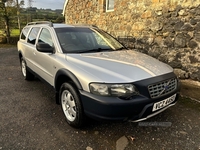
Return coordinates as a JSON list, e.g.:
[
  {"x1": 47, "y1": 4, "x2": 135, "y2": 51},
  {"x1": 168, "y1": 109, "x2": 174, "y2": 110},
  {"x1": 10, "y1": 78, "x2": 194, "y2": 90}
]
[{"x1": 63, "y1": 0, "x2": 200, "y2": 81}]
